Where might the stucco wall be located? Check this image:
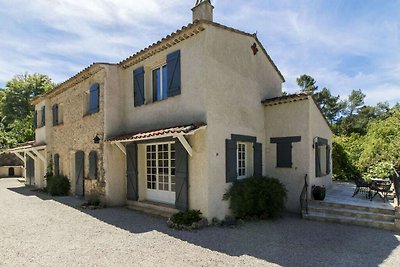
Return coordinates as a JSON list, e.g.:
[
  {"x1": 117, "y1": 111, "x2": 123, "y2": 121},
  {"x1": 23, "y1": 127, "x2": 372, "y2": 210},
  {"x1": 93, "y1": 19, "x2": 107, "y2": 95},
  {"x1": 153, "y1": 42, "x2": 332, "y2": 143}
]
[
  {"x1": 309, "y1": 100, "x2": 333, "y2": 189},
  {"x1": 0, "y1": 166, "x2": 23, "y2": 177},
  {"x1": 264, "y1": 99, "x2": 311, "y2": 212},
  {"x1": 202, "y1": 25, "x2": 283, "y2": 219}
]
